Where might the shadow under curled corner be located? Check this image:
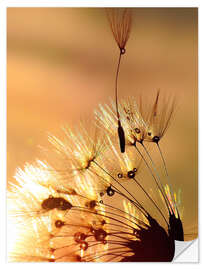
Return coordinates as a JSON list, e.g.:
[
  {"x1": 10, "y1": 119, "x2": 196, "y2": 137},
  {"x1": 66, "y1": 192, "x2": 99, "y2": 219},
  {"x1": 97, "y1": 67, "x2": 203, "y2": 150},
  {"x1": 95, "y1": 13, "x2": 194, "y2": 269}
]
[{"x1": 173, "y1": 239, "x2": 198, "y2": 262}]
